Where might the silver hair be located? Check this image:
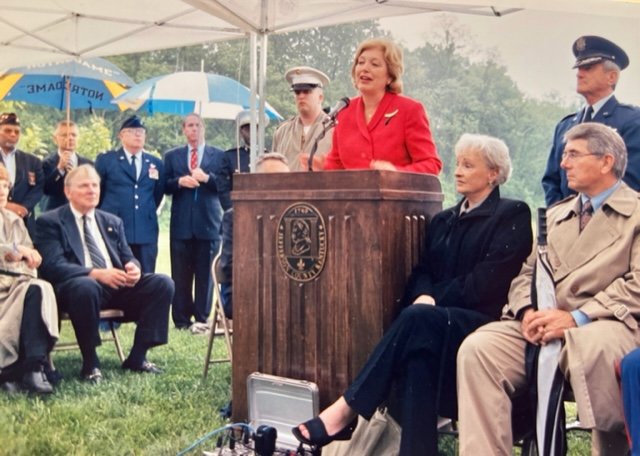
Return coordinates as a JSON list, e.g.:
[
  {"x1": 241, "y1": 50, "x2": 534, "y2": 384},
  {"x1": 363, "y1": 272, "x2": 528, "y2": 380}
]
[
  {"x1": 64, "y1": 164, "x2": 100, "y2": 187},
  {"x1": 602, "y1": 59, "x2": 621, "y2": 90},
  {"x1": 256, "y1": 152, "x2": 289, "y2": 170},
  {"x1": 454, "y1": 133, "x2": 512, "y2": 186},
  {"x1": 563, "y1": 122, "x2": 627, "y2": 179}
]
